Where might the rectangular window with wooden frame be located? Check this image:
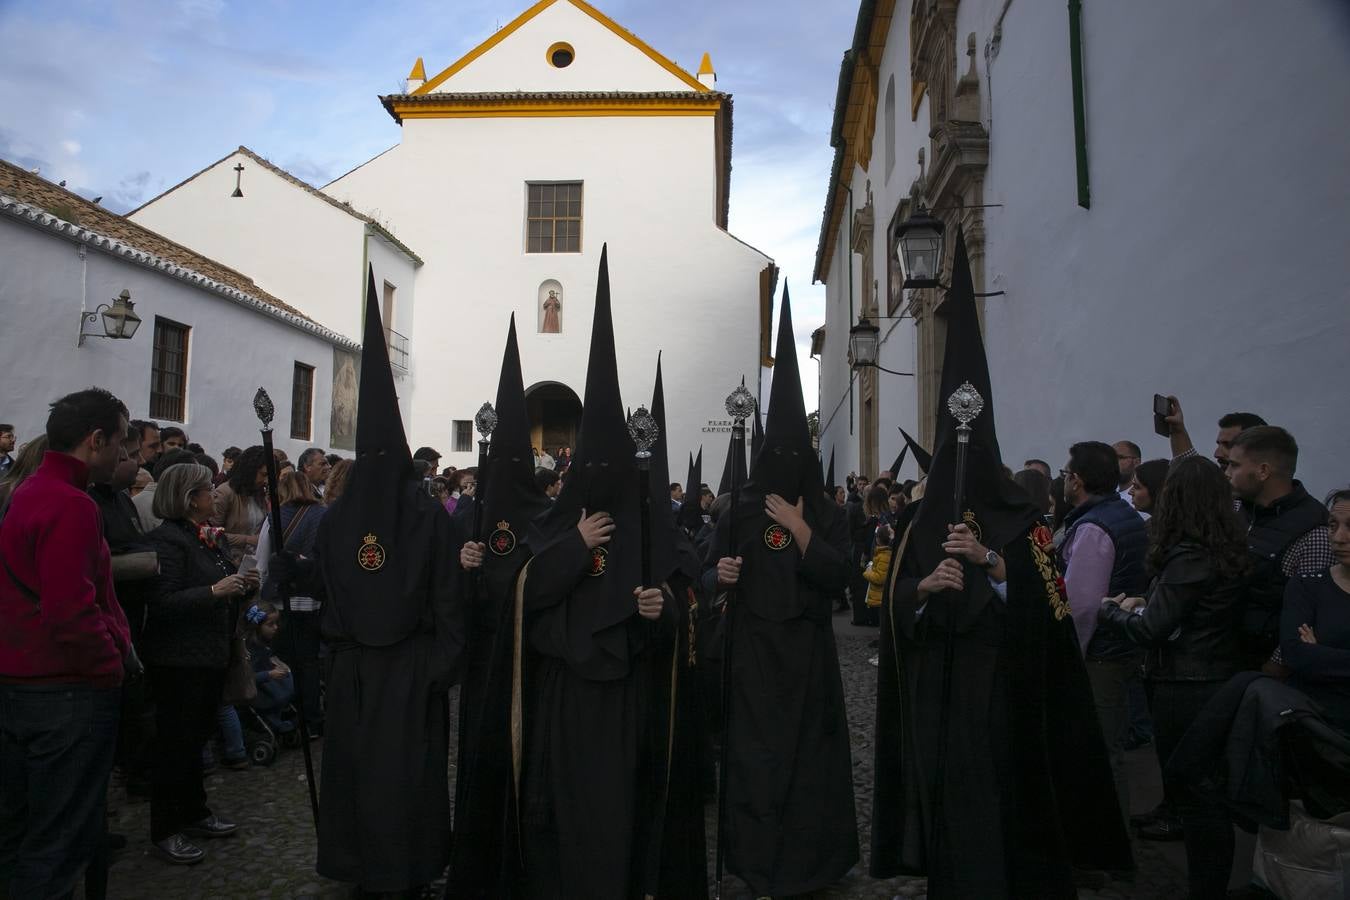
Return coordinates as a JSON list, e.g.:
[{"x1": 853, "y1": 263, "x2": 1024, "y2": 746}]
[
  {"x1": 149, "y1": 317, "x2": 190, "y2": 423},
  {"x1": 290, "y1": 362, "x2": 315, "y2": 440},
  {"x1": 526, "y1": 182, "x2": 582, "y2": 253}
]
